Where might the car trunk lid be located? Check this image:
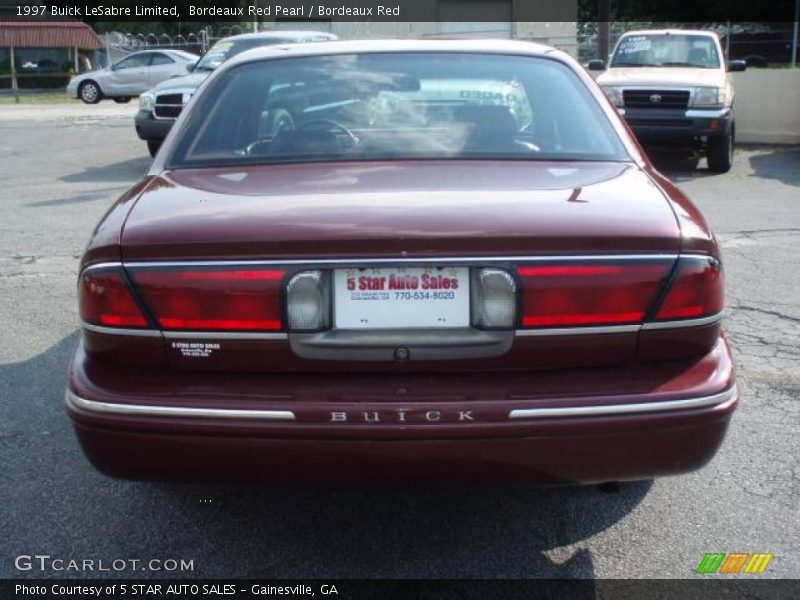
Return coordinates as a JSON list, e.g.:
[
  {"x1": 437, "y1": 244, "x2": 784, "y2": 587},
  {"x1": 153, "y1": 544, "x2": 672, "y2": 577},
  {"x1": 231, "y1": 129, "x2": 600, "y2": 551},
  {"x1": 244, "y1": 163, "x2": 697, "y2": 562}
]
[{"x1": 120, "y1": 160, "x2": 681, "y2": 260}]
